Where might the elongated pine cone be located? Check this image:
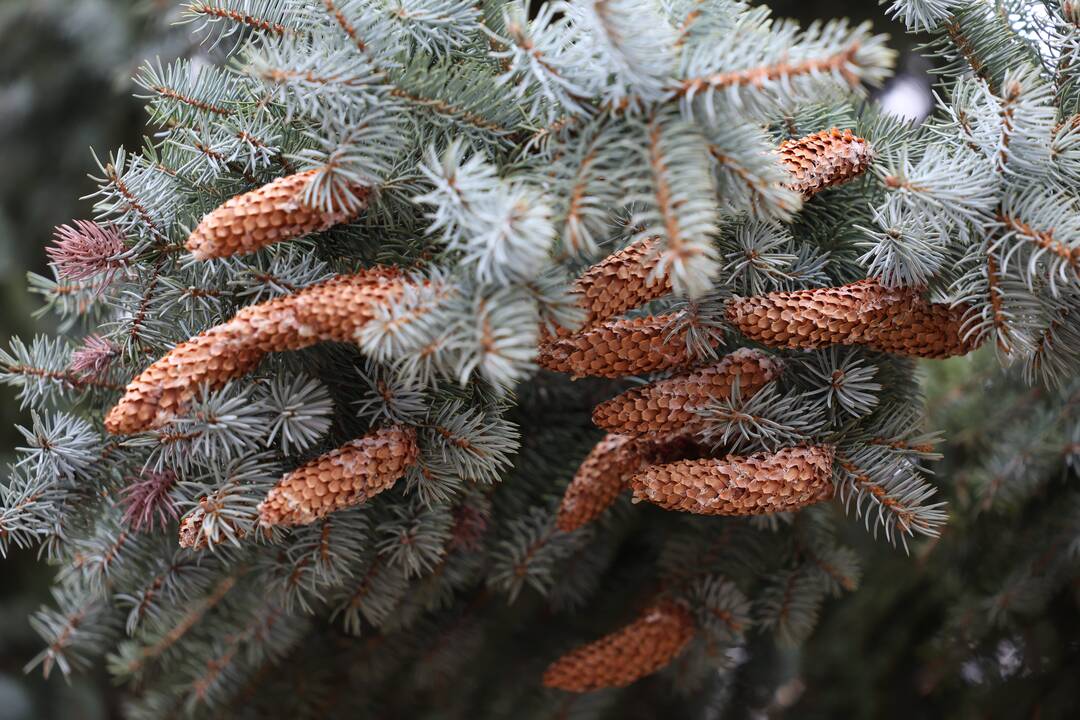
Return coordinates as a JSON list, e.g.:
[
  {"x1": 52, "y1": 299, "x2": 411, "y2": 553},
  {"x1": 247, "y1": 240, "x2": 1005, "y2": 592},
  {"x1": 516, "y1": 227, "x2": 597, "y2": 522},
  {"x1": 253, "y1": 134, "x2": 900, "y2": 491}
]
[
  {"x1": 725, "y1": 279, "x2": 977, "y2": 358},
  {"x1": 863, "y1": 293, "x2": 977, "y2": 357},
  {"x1": 556, "y1": 432, "x2": 699, "y2": 532},
  {"x1": 538, "y1": 312, "x2": 717, "y2": 379},
  {"x1": 592, "y1": 348, "x2": 781, "y2": 437},
  {"x1": 186, "y1": 169, "x2": 369, "y2": 260},
  {"x1": 573, "y1": 236, "x2": 671, "y2": 327},
  {"x1": 557, "y1": 434, "x2": 643, "y2": 533},
  {"x1": 105, "y1": 267, "x2": 406, "y2": 434},
  {"x1": 778, "y1": 128, "x2": 872, "y2": 199},
  {"x1": 630, "y1": 444, "x2": 835, "y2": 516},
  {"x1": 258, "y1": 426, "x2": 419, "y2": 527},
  {"x1": 542, "y1": 599, "x2": 696, "y2": 692}
]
